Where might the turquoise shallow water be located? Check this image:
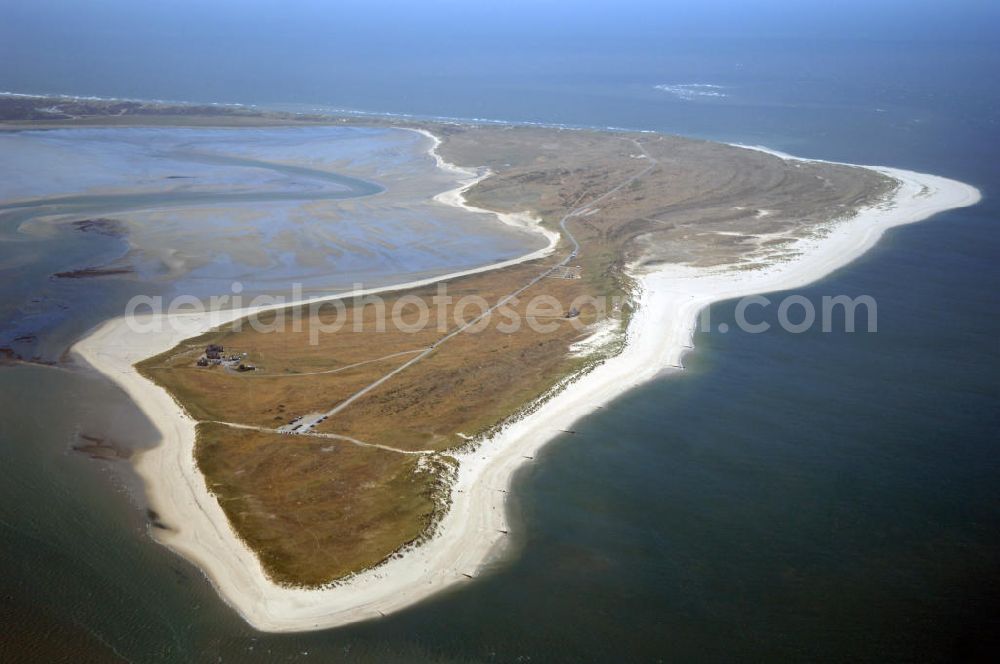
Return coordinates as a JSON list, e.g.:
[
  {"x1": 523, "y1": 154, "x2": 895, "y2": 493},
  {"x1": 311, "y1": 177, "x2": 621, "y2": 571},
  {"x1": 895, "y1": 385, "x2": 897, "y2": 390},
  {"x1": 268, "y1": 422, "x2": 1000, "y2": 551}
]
[{"x1": 1, "y1": 3, "x2": 999, "y2": 661}]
